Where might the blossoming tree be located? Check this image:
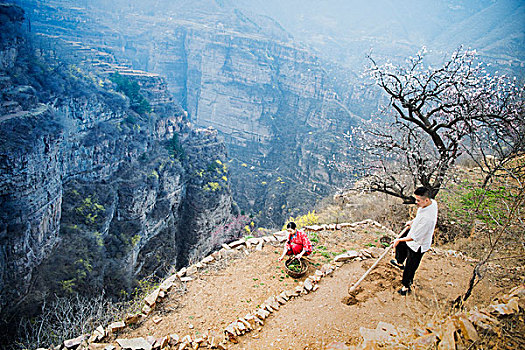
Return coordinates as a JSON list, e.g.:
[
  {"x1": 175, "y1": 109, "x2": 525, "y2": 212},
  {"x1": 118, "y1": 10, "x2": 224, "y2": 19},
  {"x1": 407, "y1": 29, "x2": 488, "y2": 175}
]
[{"x1": 362, "y1": 48, "x2": 524, "y2": 203}]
